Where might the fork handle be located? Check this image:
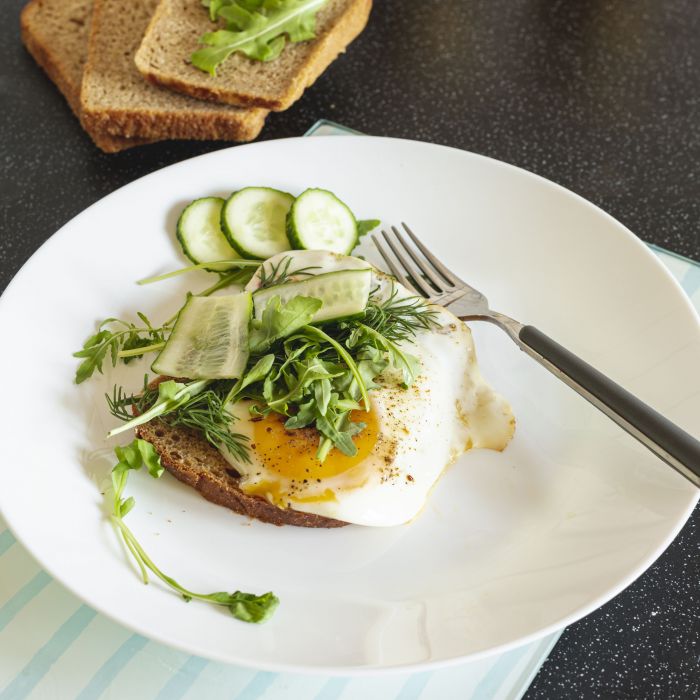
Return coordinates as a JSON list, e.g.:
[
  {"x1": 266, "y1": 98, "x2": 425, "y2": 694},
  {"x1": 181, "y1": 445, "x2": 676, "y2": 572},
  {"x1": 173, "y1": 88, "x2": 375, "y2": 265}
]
[{"x1": 518, "y1": 325, "x2": 700, "y2": 487}]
